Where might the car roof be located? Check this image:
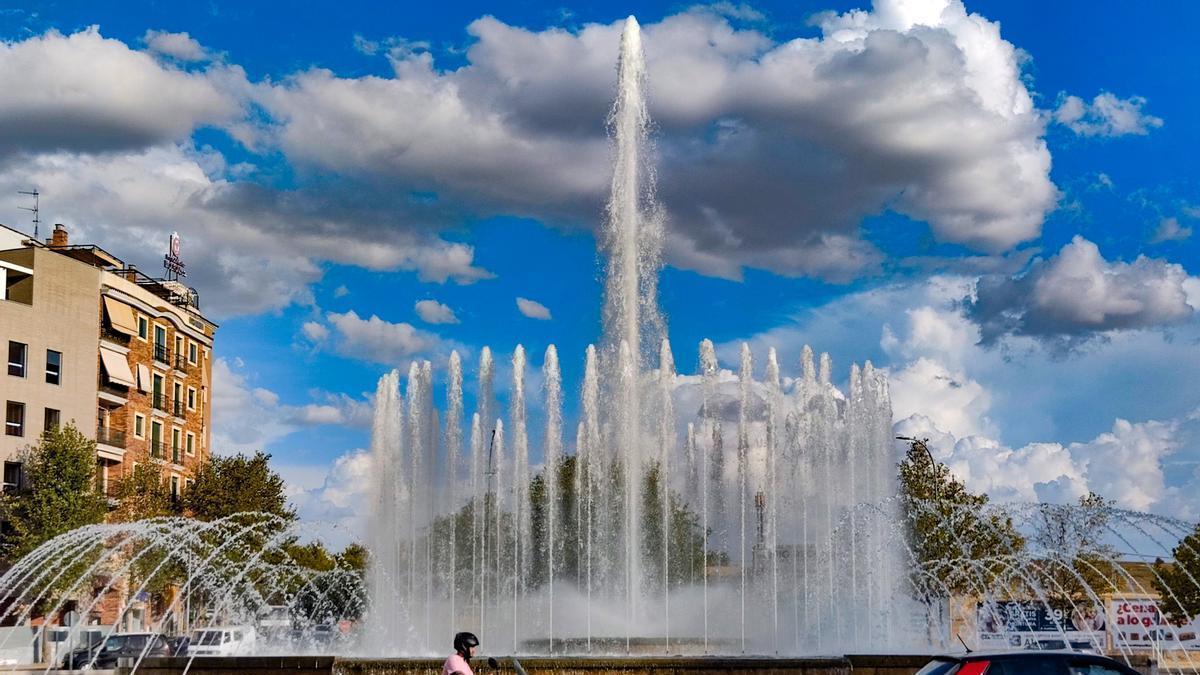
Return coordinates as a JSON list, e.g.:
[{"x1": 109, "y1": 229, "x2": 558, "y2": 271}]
[{"x1": 933, "y1": 650, "x2": 1102, "y2": 660}]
